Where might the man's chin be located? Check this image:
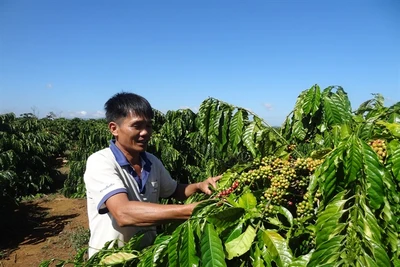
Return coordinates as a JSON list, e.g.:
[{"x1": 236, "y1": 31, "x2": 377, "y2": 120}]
[{"x1": 136, "y1": 143, "x2": 147, "y2": 151}]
